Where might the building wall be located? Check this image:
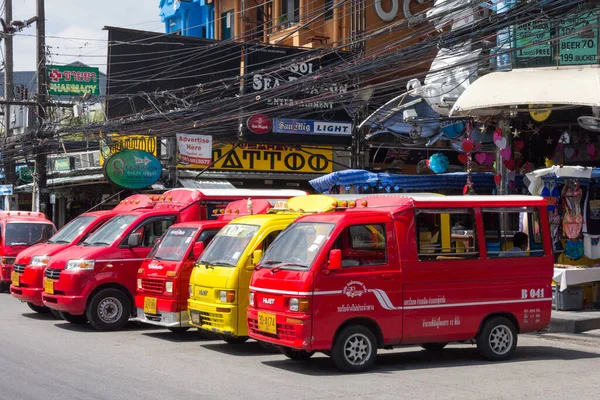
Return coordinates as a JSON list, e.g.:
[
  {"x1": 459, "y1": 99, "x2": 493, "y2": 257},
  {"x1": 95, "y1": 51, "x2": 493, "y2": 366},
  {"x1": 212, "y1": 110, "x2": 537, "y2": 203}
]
[{"x1": 160, "y1": 0, "x2": 215, "y2": 38}]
